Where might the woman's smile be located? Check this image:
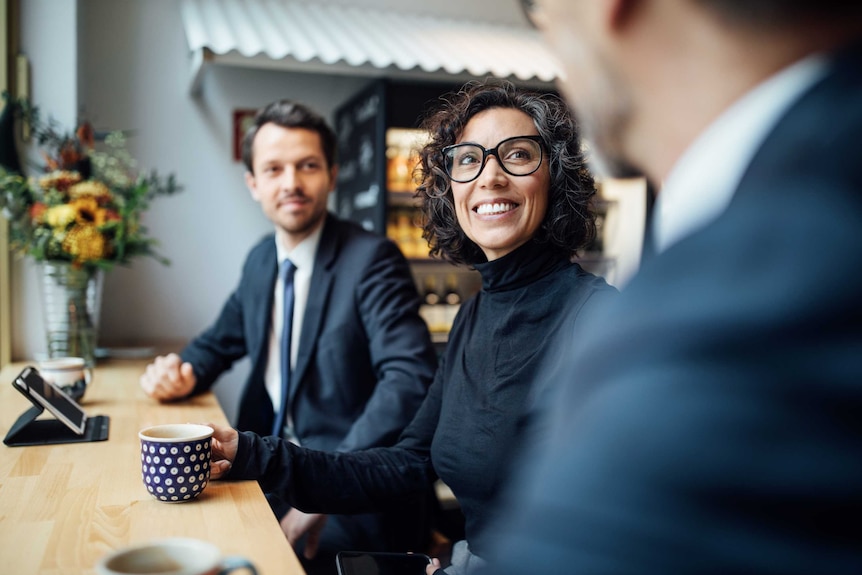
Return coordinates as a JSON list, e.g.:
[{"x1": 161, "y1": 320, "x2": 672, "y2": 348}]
[{"x1": 474, "y1": 201, "x2": 520, "y2": 216}]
